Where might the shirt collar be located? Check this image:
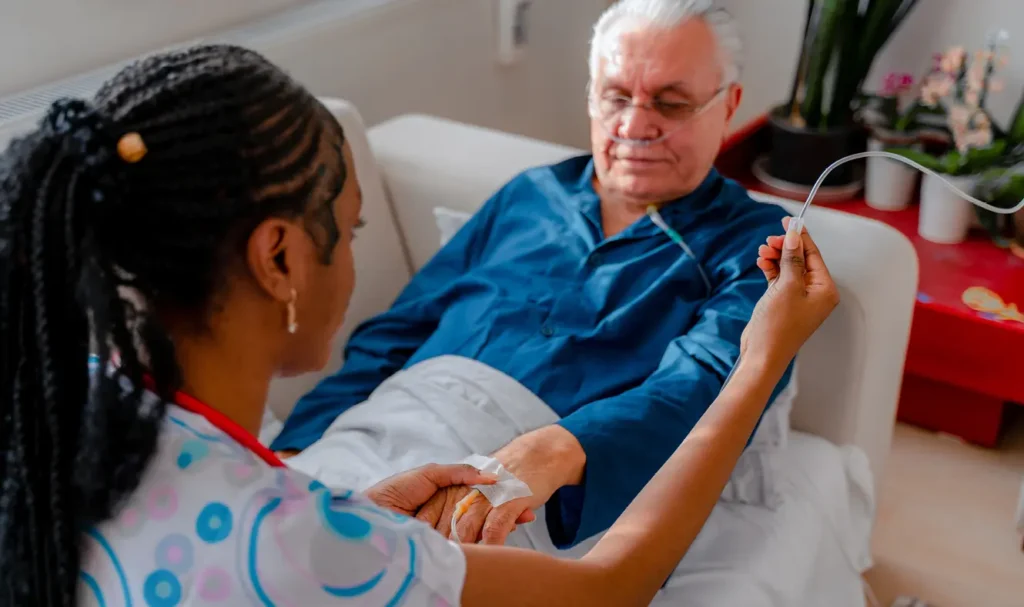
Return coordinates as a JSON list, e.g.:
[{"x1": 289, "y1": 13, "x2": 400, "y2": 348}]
[{"x1": 566, "y1": 156, "x2": 724, "y2": 239}]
